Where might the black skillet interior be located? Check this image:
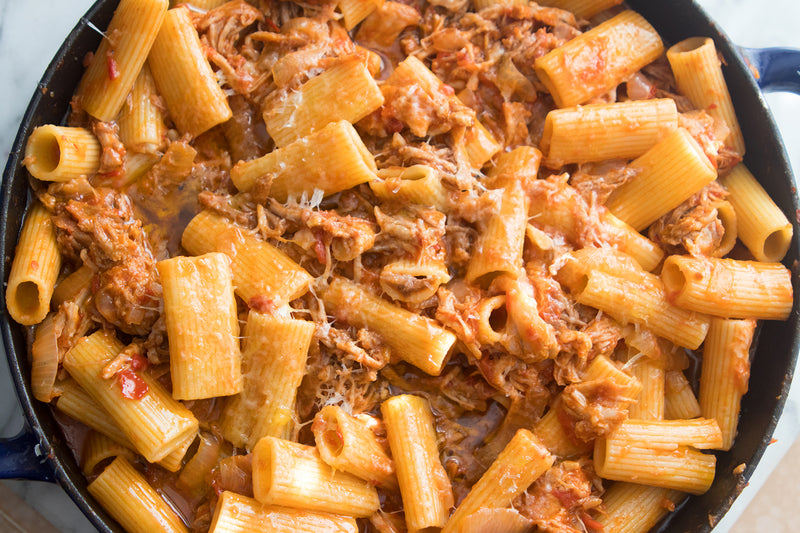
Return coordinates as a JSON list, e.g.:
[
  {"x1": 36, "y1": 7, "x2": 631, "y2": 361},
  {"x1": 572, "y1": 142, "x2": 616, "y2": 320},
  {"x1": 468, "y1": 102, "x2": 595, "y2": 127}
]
[{"x1": 1, "y1": 1, "x2": 798, "y2": 532}]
